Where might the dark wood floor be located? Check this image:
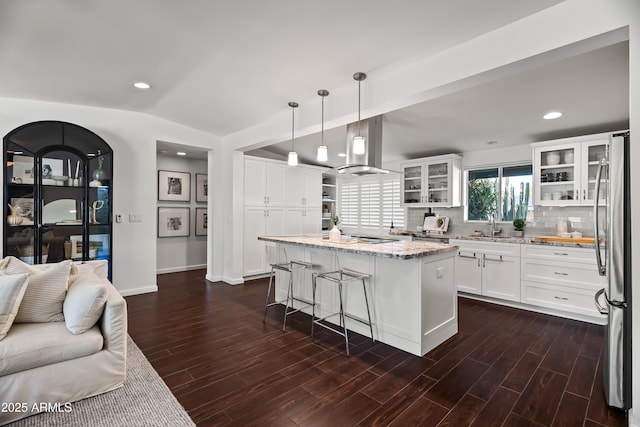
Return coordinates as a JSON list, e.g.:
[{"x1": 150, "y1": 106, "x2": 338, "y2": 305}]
[{"x1": 126, "y1": 270, "x2": 628, "y2": 427}]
